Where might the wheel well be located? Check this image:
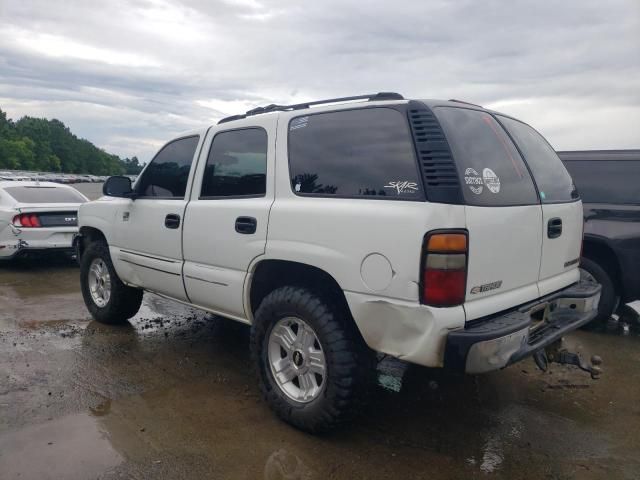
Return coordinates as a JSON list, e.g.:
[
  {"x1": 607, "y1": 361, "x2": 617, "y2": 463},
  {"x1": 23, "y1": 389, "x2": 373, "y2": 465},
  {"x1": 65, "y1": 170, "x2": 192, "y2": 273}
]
[
  {"x1": 78, "y1": 227, "x2": 107, "y2": 259},
  {"x1": 582, "y1": 239, "x2": 621, "y2": 292},
  {"x1": 250, "y1": 260, "x2": 353, "y2": 318}
]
